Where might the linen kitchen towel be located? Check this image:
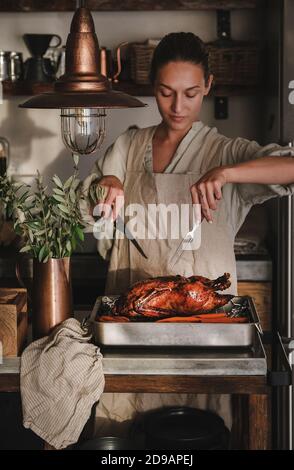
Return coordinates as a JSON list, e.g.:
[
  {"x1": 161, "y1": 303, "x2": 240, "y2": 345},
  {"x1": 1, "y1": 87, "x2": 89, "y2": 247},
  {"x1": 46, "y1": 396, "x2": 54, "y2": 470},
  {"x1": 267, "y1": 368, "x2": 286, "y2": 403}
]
[{"x1": 20, "y1": 318, "x2": 105, "y2": 449}]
